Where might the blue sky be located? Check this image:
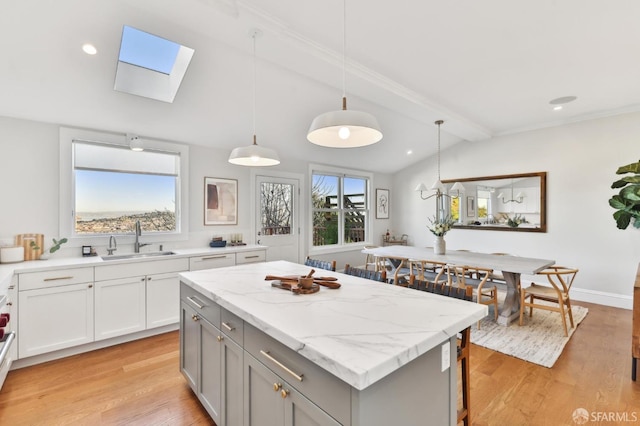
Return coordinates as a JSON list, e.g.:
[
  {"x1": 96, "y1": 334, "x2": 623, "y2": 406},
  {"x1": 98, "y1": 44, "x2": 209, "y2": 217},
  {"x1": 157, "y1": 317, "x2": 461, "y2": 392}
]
[
  {"x1": 119, "y1": 26, "x2": 180, "y2": 74},
  {"x1": 76, "y1": 170, "x2": 175, "y2": 212}
]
